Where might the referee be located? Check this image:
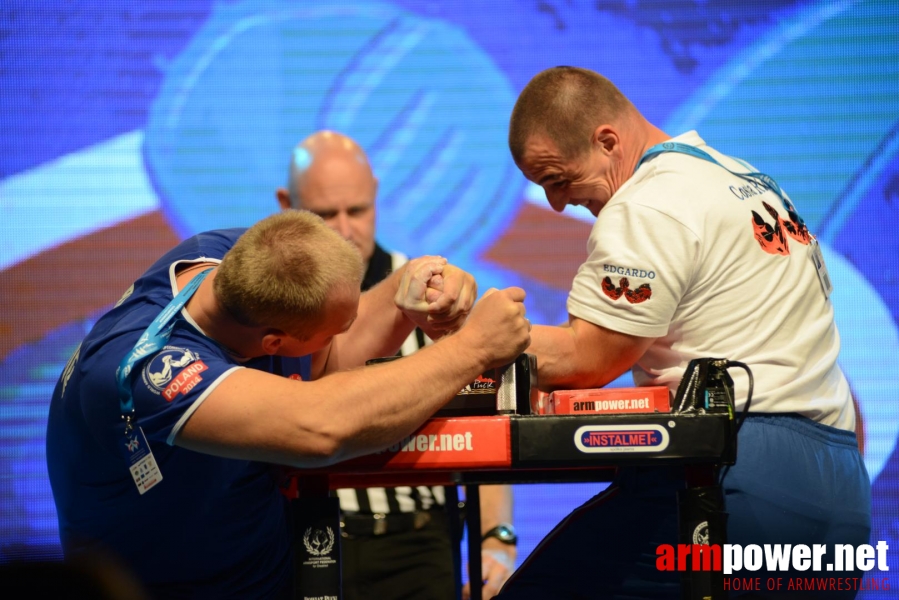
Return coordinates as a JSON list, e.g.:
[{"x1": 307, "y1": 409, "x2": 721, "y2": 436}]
[{"x1": 276, "y1": 130, "x2": 517, "y2": 599}]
